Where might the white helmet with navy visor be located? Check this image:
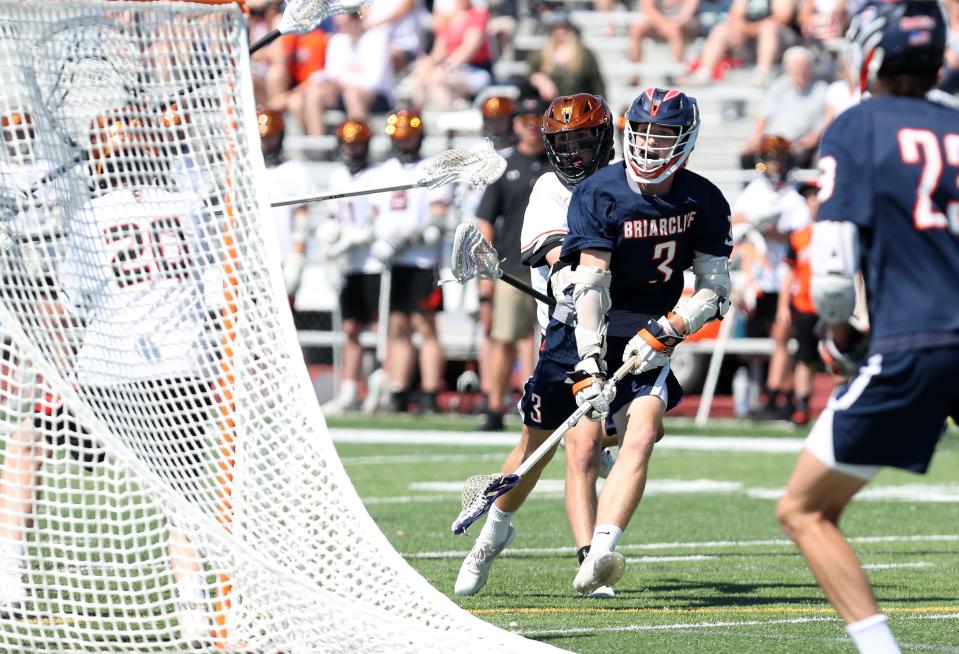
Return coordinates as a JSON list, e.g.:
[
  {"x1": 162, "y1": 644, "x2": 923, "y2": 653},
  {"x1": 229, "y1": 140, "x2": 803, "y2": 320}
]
[
  {"x1": 623, "y1": 87, "x2": 700, "y2": 185},
  {"x1": 846, "y1": 0, "x2": 946, "y2": 95}
]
